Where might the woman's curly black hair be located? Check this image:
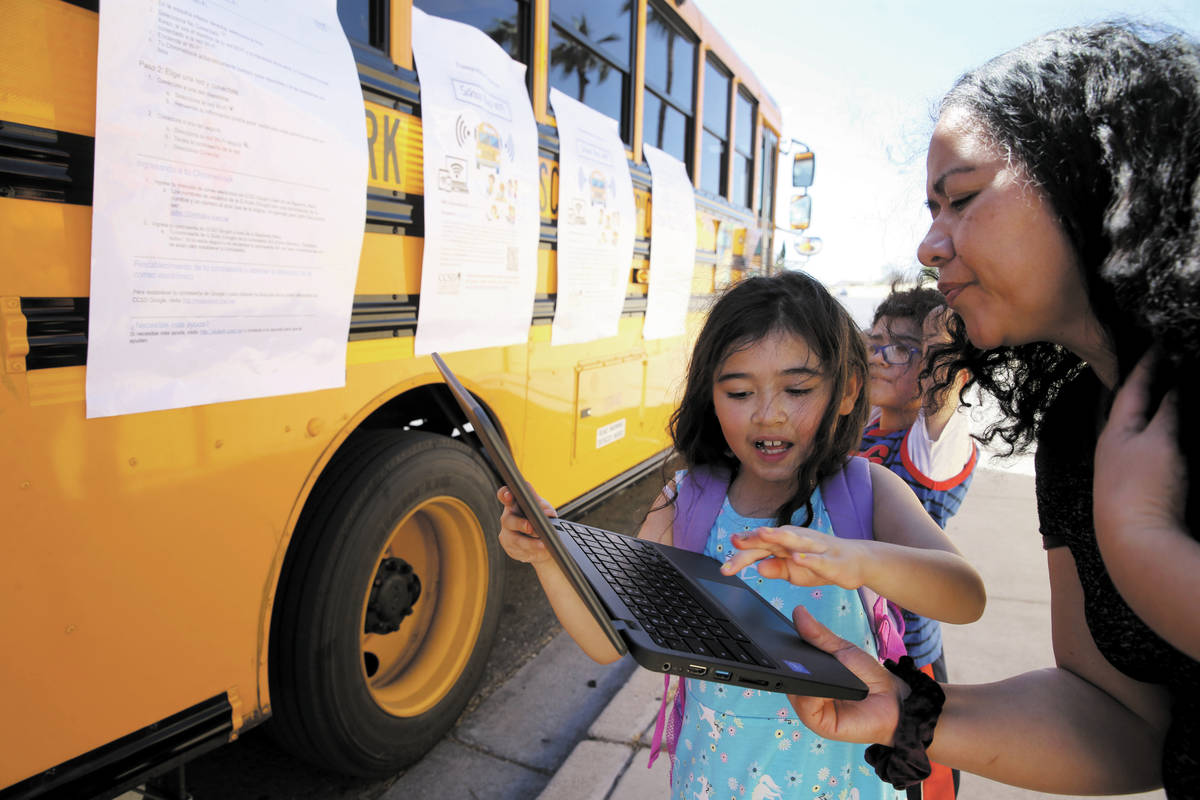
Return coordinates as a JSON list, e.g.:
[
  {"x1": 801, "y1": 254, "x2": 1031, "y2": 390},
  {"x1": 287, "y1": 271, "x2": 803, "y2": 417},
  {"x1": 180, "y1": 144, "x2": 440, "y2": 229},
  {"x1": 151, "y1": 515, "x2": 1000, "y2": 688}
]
[
  {"x1": 927, "y1": 22, "x2": 1200, "y2": 464},
  {"x1": 668, "y1": 271, "x2": 870, "y2": 527}
]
